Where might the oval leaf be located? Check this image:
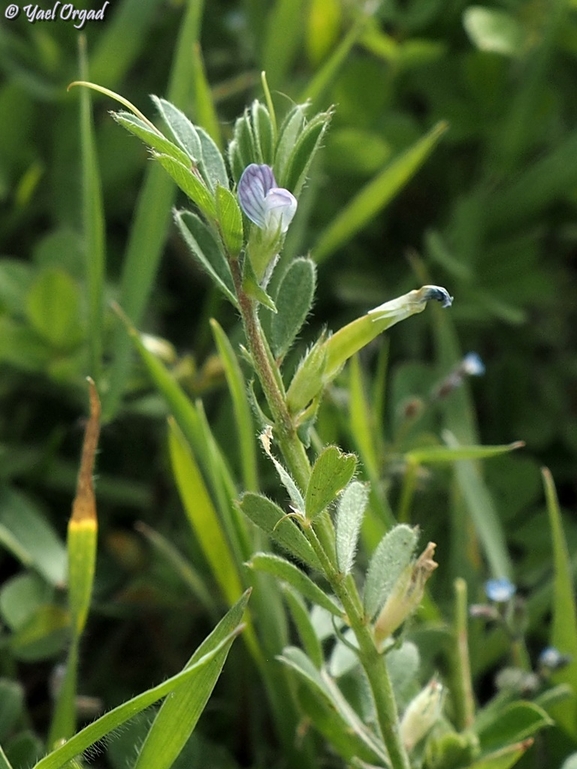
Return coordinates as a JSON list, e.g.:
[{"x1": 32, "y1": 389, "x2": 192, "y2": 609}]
[
  {"x1": 335, "y1": 481, "x2": 368, "y2": 574},
  {"x1": 306, "y1": 445, "x2": 358, "y2": 519},
  {"x1": 271, "y1": 257, "x2": 317, "y2": 358}
]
